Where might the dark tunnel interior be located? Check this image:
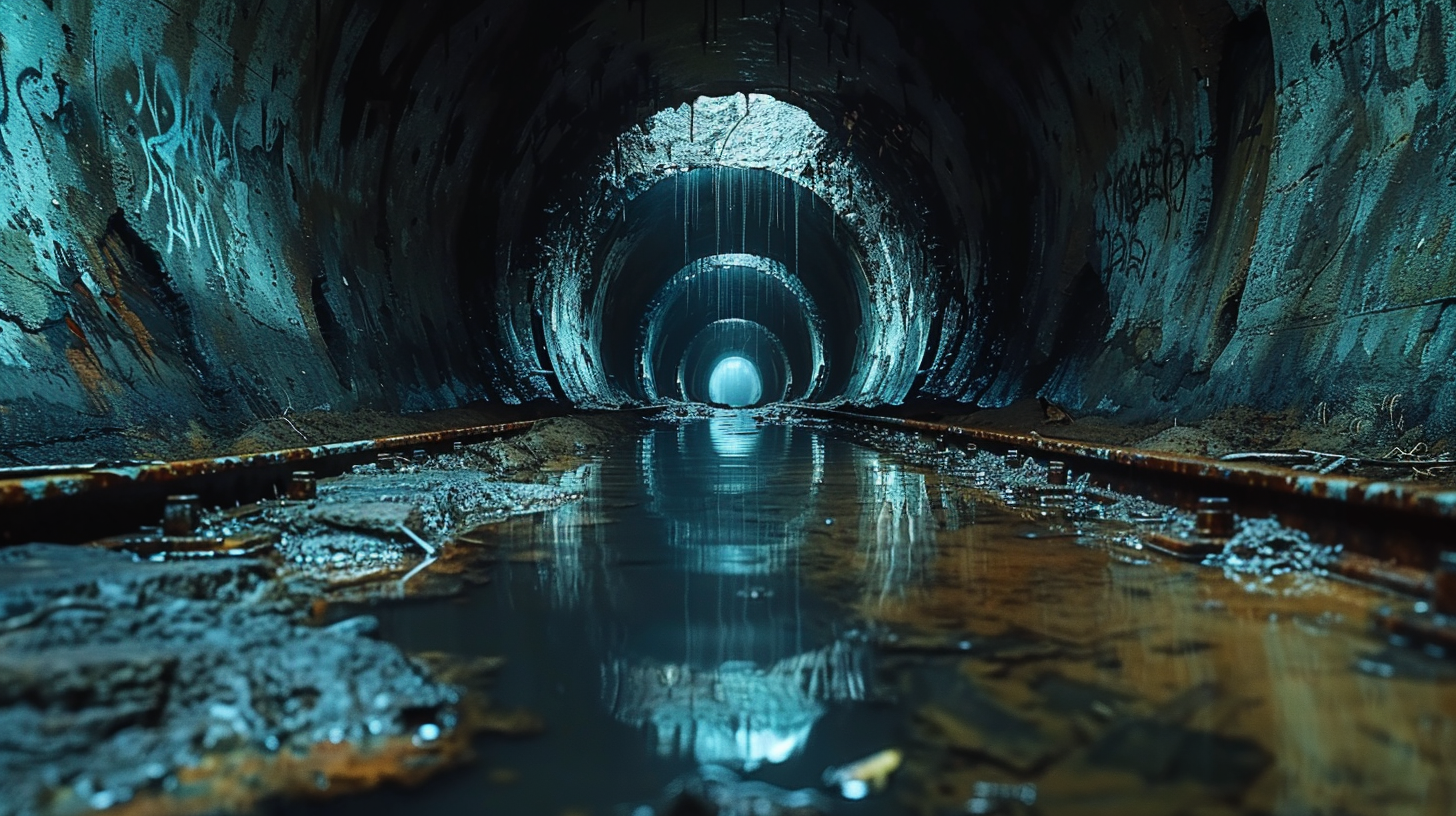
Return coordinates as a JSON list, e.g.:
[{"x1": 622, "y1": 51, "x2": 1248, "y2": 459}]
[
  {"x1": 5, "y1": 1, "x2": 1456, "y2": 813},
  {"x1": 598, "y1": 167, "x2": 862, "y2": 406},
  {"x1": 6, "y1": 0, "x2": 1454, "y2": 464}
]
